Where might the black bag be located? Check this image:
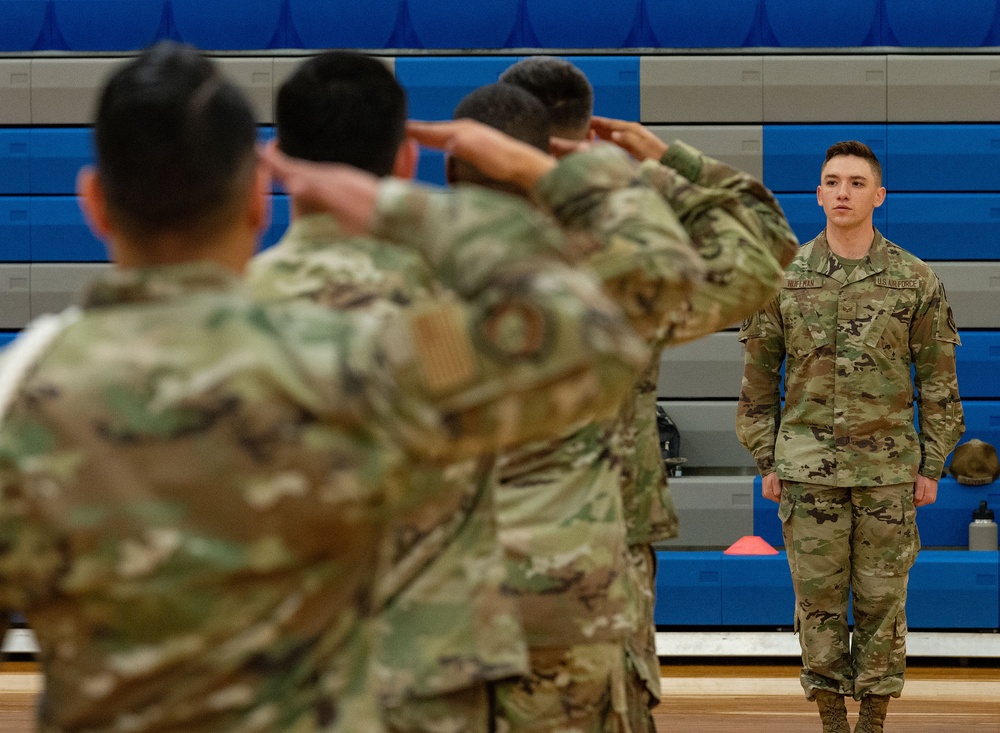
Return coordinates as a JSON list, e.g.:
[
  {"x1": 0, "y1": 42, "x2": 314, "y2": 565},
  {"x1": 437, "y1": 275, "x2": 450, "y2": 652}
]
[{"x1": 656, "y1": 406, "x2": 687, "y2": 476}]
